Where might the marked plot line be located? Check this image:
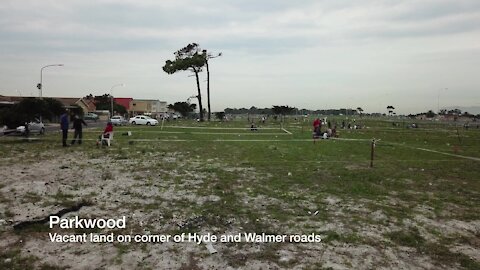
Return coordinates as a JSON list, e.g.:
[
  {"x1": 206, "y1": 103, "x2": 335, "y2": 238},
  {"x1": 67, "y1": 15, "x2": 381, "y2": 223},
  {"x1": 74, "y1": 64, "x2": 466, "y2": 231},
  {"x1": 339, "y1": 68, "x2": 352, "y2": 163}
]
[
  {"x1": 81, "y1": 126, "x2": 293, "y2": 136},
  {"x1": 237, "y1": 159, "x2": 466, "y2": 163},
  {"x1": 282, "y1": 128, "x2": 292, "y2": 135},
  {"x1": 161, "y1": 125, "x2": 283, "y2": 130},
  {"x1": 2, "y1": 133, "x2": 479, "y2": 162},
  {"x1": 106, "y1": 130, "x2": 290, "y2": 136},
  {"x1": 379, "y1": 141, "x2": 480, "y2": 162},
  {"x1": 333, "y1": 138, "x2": 480, "y2": 162},
  {"x1": 408, "y1": 147, "x2": 480, "y2": 162}
]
